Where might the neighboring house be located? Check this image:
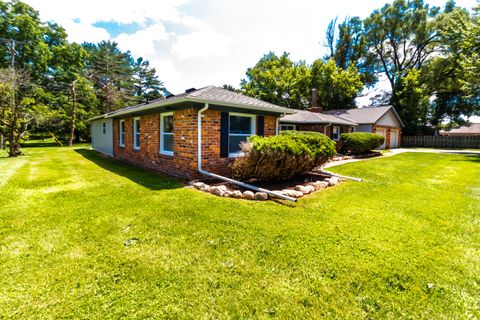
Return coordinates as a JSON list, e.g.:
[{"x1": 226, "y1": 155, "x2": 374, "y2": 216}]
[
  {"x1": 439, "y1": 123, "x2": 480, "y2": 136},
  {"x1": 90, "y1": 86, "x2": 294, "y2": 179},
  {"x1": 279, "y1": 109, "x2": 357, "y2": 141},
  {"x1": 325, "y1": 106, "x2": 404, "y2": 149},
  {"x1": 280, "y1": 105, "x2": 404, "y2": 149}
]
